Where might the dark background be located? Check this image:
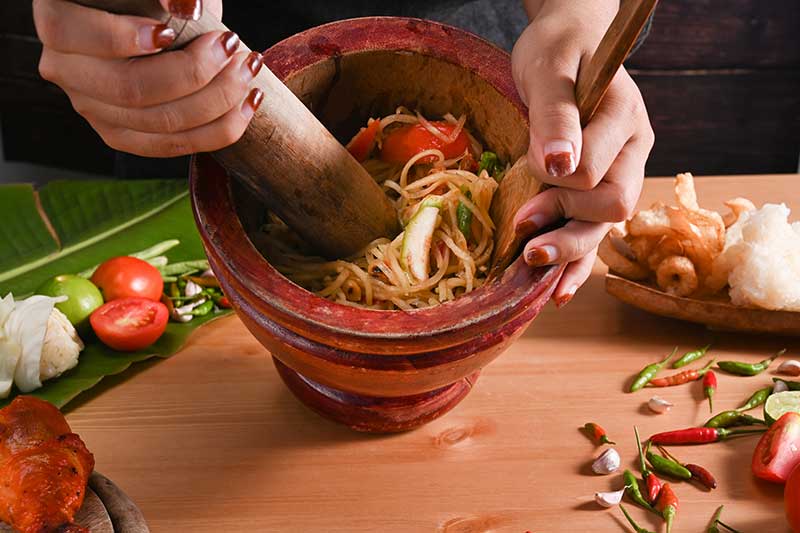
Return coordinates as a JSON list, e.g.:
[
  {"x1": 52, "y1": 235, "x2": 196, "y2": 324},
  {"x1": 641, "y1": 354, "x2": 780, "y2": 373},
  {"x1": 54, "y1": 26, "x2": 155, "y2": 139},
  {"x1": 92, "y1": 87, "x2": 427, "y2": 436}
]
[{"x1": 0, "y1": 0, "x2": 798, "y2": 178}]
